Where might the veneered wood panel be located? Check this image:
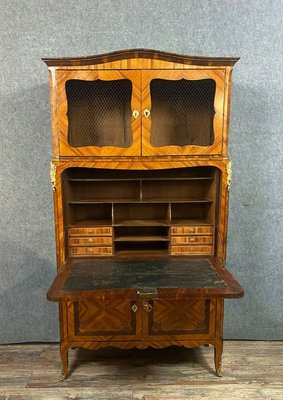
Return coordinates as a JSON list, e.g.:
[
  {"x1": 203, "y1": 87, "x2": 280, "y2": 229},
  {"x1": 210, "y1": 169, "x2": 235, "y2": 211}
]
[
  {"x1": 141, "y1": 70, "x2": 226, "y2": 156},
  {"x1": 56, "y1": 70, "x2": 142, "y2": 157},
  {"x1": 171, "y1": 245, "x2": 214, "y2": 255},
  {"x1": 67, "y1": 299, "x2": 142, "y2": 341},
  {"x1": 69, "y1": 237, "x2": 112, "y2": 246},
  {"x1": 171, "y1": 236, "x2": 213, "y2": 245},
  {"x1": 147, "y1": 299, "x2": 216, "y2": 339},
  {"x1": 69, "y1": 247, "x2": 112, "y2": 256},
  {"x1": 69, "y1": 227, "x2": 112, "y2": 236},
  {"x1": 171, "y1": 226, "x2": 214, "y2": 235}
]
